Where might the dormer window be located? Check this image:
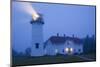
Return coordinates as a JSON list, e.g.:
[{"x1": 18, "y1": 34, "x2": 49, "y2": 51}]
[{"x1": 67, "y1": 41, "x2": 70, "y2": 45}]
